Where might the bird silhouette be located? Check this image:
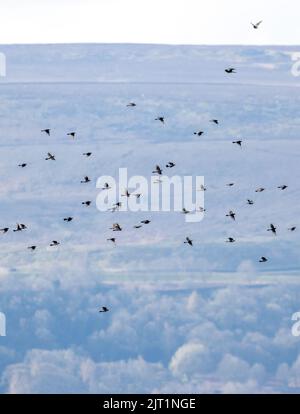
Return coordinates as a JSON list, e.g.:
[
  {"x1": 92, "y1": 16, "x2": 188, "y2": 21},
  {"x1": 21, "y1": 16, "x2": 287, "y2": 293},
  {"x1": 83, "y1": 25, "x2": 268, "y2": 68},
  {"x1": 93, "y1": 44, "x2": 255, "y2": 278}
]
[
  {"x1": 255, "y1": 187, "x2": 265, "y2": 193},
  {"x1": 45, "y1": 152, "x2": 55, "y2": 161},
  {"x1": 226, "y1": 237, "x2": 236, "y2": 243},
  {"x1": 28, "y1": 246, "x2": 37, "y2": 251},
  {"x1": 107, "y1": 238, "x2": 116, "y2": 244},
  {"x1": 278, "y1": 185, "x2": 288, "y2": 190},
  {"x1": 251, "y1": 20, "x2": 262, "y2": 29},
  {"x1": 184, "y1": 237, "x2": 193, "y2": 246},
  {"x1": 83, "y1": 152, "x2": 92, "y2": 157},
  {"x1": 232, "y1": 140, "x2": 242, "y2": 147},
  {"x1": 63, "y1": 217, "x2": 73, "y2": 222},
  {"x1": 99, "y1": 306, "x2": 109, "y2": 313},
  {"x1": 102, "y1": 183, "x2": 111, "y2": 190},
  {"x1": 41, "y1": 129, "x2": 51, "y2": 136},
  {"x1": 227, "y1": 183, "x2": 235, "y2": 187},
  {"x1": 210, "y1": 119, "x2": 219, "y2": 125},
  {"x1": 194, "y1": 131, "x2": 204, "y2": 136},
  {"x1": 18, "y1": 163, "x2": 27, "y2": 168},
  {"x1": 166, "y1": 162, "x2": 175, "y2": 168},
  {"x1": 289, "y1": 226, "x2": 296, "y2": 232},
  {"x1": 155, "y1": 117, "x2": 165, "y2": 124},
  {"x1": 13, "y1": 223, "x2": 27, "y2": 232},
  {"x1": 152, "y1": 165, "x2": 163, "y2": 175},
  {"x1": 82, "y1": 201, "x2": 92, "y2": 206},
  {"x1": 50, "y1": 241, "x2": 60, "y2": 246},
  {"x1": 226, "y1": 210, "x2": 236, "y2": 221},
  {"x1": 225, "y1": 68, "x2": 236, "y2": 74},
  {"x1": 134, "y1": 225, "x2": 142, "y2": 229},
  {"x1": 122, "y1": 189, "x2": 131, "y2": 198},
  {"x1": 247, "y1": 199, "x2": 254, "y2": 205},
  {"x1": 181, "y1": 208, "x2": 190, "y2": 214},
  {"x1": 67, "y1": 132, "x2": 76, "y2": 138},
  {"x1": 267, "y1": 224, "x2": 277, "y2": 235},
  {"x1": 141, "y1": 220, "x2": 151, "y2": 224},
  {"x1": 127, "y1": 102, "x2": 136, "y2": 107},
  {"x1": 198, "y1": 184, "x2": 207, "y2": 191},
  {"x1": 110, "y1": 223, "x2": 122, "y2": 231},
  {"x1": 259, "y1": 256, "x2": 268, "y2": 262},
  {"x1": 81, "y1": 176, "x2": 91, "y2": 183},
  {"x1": 0, "y1": 228, "x2": 9, "y2": 233},
  {"x1": 197, "y1": 206, "x2": 206, "y2": 212},
  {"x1": 109, "y1": 202, "x2": 122, "y2": 212}
]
